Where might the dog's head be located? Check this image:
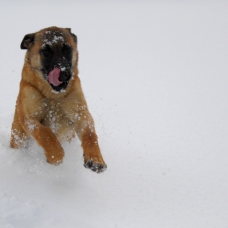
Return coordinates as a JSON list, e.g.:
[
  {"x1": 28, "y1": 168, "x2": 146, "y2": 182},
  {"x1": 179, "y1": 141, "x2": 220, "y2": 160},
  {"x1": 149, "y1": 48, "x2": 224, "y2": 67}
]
[{"x1": 21, "y1": 27, "x2": 78, "y2": 92}]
